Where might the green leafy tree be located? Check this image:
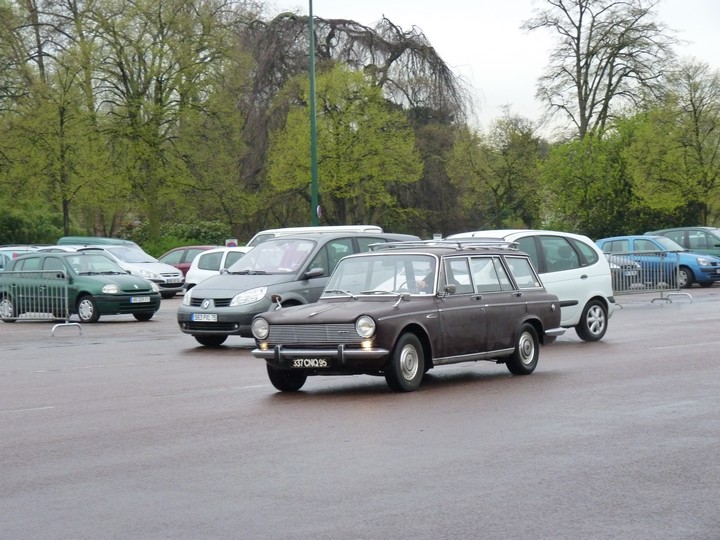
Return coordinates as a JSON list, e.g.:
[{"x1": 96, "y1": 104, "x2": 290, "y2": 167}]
[
  {"x1": 623, "y1": 61, "x2": 720, "y2": 225},
  {"x1": 446, "y1": 109, "x2": 545, "y2": 231},
  {"x1": 540, "y1": 134, "x2": 635, "y2": 238},
  {"x1": 266, "y1": 64, "x2": 423, "y2": 227}
]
